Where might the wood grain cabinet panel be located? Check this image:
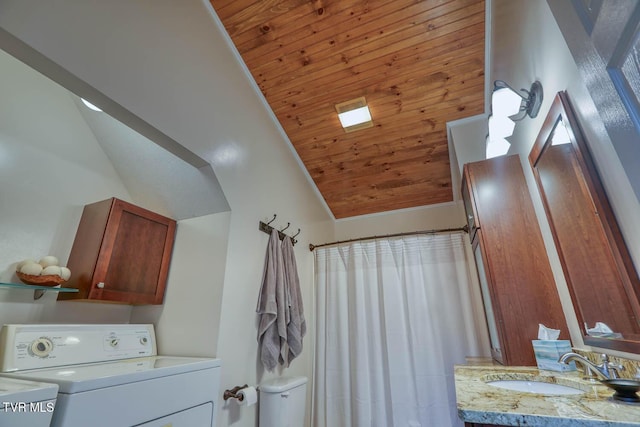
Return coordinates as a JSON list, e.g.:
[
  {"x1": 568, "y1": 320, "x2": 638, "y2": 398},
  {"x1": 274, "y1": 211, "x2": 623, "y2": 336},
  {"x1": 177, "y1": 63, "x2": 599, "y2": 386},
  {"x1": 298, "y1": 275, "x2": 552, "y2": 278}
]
[
  {"x1": 58, "y1": 198, "x2": 176, "y2": 305},
  {"x1": 462, "y1": 155, "x2": 569, "y2": 366}
]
